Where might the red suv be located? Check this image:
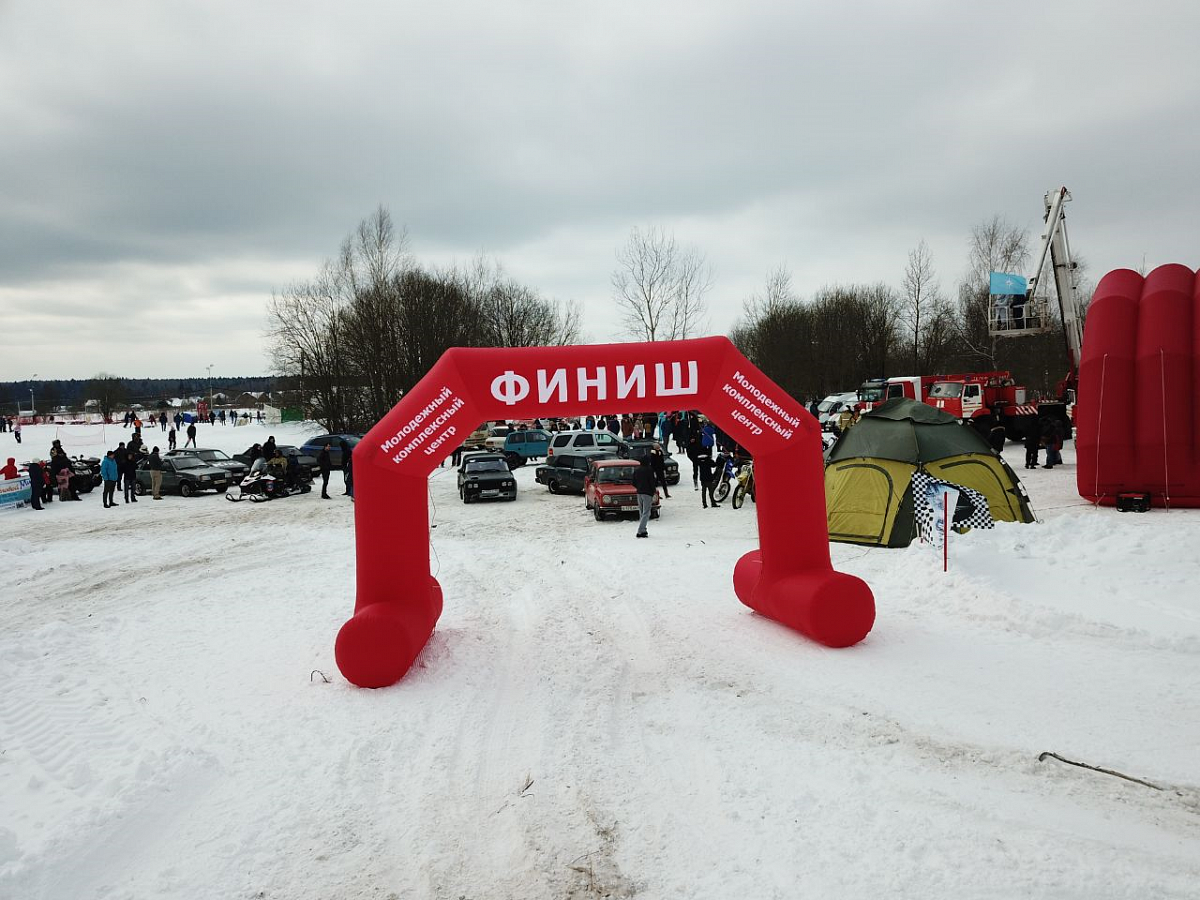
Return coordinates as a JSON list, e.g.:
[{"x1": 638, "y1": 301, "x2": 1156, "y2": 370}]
[{"x1": 584, "y1": 459, "x2": 660, "y2": 522}]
